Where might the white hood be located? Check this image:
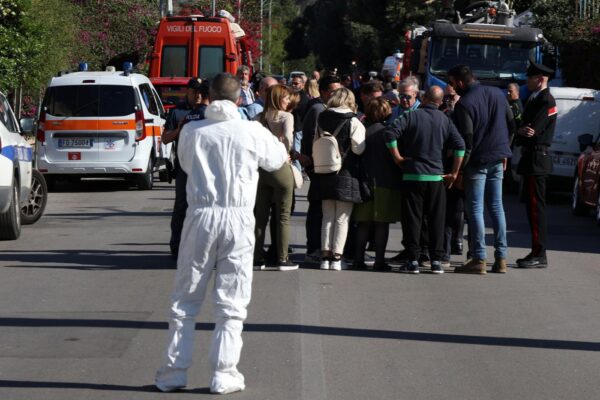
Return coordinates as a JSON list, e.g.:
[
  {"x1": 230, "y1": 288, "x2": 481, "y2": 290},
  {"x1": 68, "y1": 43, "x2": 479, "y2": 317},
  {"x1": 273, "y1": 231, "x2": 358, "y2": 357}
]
[{"x1": 205, "y1": 100, "x2": 242, "y2": 121}]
